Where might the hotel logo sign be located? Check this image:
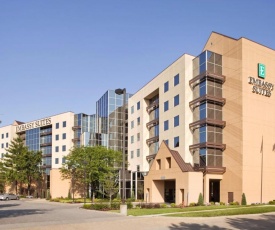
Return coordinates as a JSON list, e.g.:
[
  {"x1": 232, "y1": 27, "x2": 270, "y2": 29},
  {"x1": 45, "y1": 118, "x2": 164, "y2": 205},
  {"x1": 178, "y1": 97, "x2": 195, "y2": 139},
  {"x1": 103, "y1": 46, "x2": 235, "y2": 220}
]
[
  {"x1": 16, "y1": 118, "x2": 52, "y2": 133},
  {"x1": 248, "y1": 63, "x2": 274, "y2": 97},
  {"x1": 258, "y1": 63, "x2": 266, "y2": 79}
]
